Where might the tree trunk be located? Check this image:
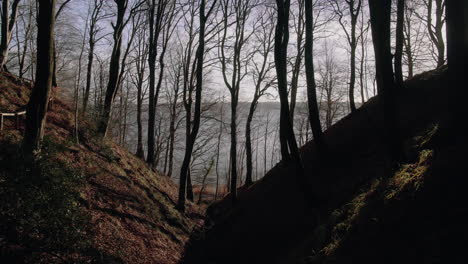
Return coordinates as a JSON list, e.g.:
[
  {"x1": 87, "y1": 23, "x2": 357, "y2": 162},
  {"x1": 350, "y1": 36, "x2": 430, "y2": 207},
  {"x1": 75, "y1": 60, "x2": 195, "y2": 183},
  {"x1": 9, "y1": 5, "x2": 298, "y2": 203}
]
[
  {"x1": 177, "y1": 0, "x2": 211, "y2": 212},
  {"x1": 229, "y1": 97, "x2": 238, "y2": 203},
  {"x1": 98, "y1": 0, "x2": 126, "y2": 137},
  {"x1": 428, "y1": 0, "x2": 446, "y2": 67},
  {"x1": 23, "y1": 0, "x2": 56, "y2": 155},
  {"x1": 244, "y1": 98, "x2": 257, "y2": 186},
  {"x1": 348, "y1": 1, "x2": 358, "y2": 113},
  {"x1": 275, "y1": 0, "x2": 302, "y2": 170},
  {"x1": 368, "y1": 0, "x2": 399, "y2": 163},
  {"x1": 305, "y1": 0, "x2": 324, "y2": 152},
  {"x1": 135, "y1": 70, "x2": 145, "y2": 159},
  {"x1": 394, "y1": 0, "x2": 404, "y2": 86},
  {"x1": 446, "y1": 0, "x2": 468, "y2": 134}
]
